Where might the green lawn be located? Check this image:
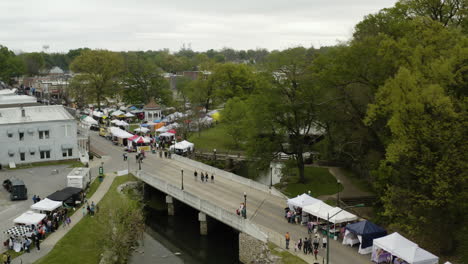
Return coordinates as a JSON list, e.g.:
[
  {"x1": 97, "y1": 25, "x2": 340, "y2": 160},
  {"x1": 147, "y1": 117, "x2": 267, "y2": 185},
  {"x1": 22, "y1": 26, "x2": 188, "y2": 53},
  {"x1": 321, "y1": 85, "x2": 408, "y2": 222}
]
[
  {"x1": 35, "y1": 174, "x2": 137, "y2": 264},
  {"x1": 267, "y1": 242, "x2": 308, "y2": 264},
  {"x1": 85, "y1": 176, "x2": 102, "y2": 199},
  {"x1": 341, "y1": 168, "x2": 374, "y2": 194},
  {"x1": 8, "y1": 160, "x2": 84, "y2": 170},
  {"x1": 280, "y1": 167, "x2": 343, "y2": 198},
  {"x1": 188, "y1": 124, "x2": 244, "y2": 153}
]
